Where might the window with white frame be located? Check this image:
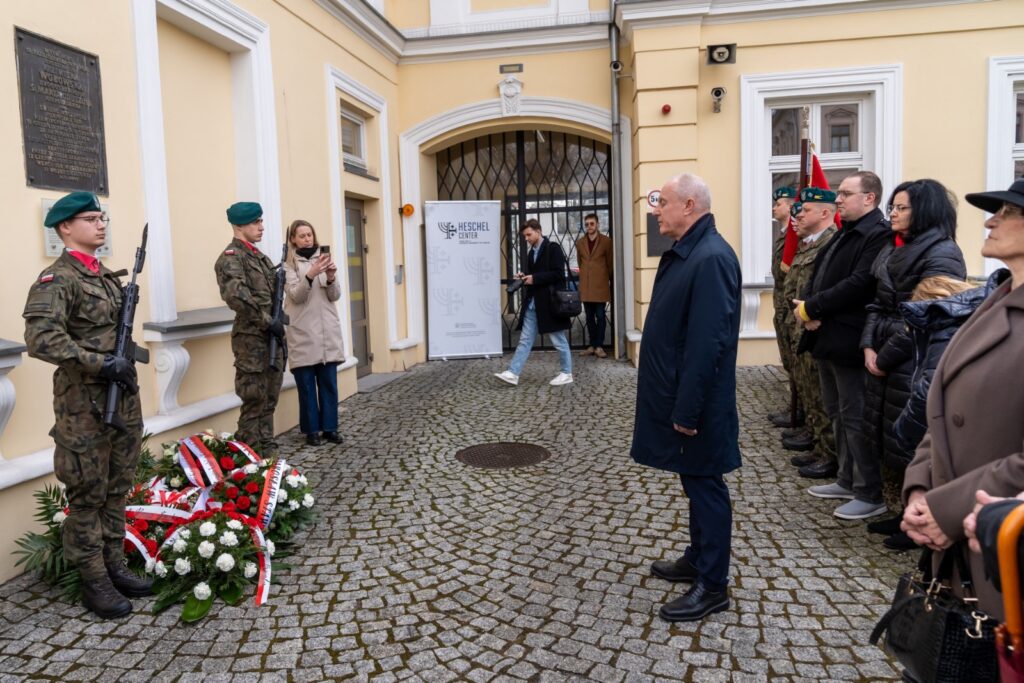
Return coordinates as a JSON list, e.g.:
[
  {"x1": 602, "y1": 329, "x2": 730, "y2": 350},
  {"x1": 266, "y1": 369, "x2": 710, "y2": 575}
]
[
  {"x1": 340, "y1": 107, "x2": 367, "y2": 170},
  {"x1": 984, "y1": 57, "x2": 1024, "y2": 274},
  {"x1": 1015, "y1": 84, "x2": 1024, "y2": 179},
  {"x1": 768, "y1": 97, "x2": 869, "y2": 209}
]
